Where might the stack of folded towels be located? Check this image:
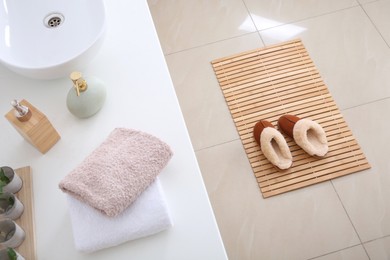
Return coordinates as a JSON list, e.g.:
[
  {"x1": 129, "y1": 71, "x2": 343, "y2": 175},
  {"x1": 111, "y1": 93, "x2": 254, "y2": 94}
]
[{"x1": 59, "y1": 128, "x2": 174, "y2": 253}]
